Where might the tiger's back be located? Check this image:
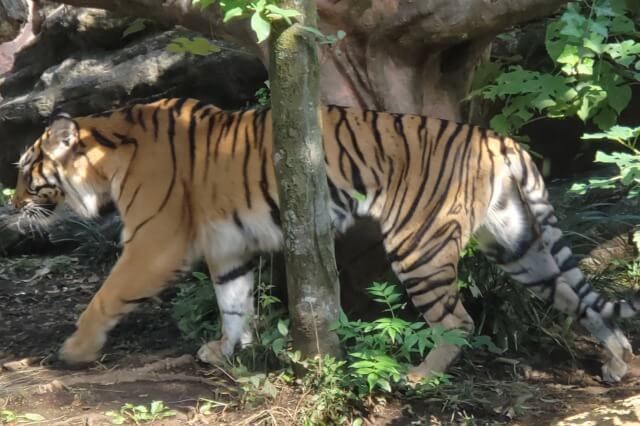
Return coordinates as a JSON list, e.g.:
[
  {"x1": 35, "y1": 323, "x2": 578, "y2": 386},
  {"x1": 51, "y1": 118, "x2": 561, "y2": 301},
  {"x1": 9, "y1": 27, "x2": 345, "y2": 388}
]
[{"x1": 13, "y1": 97, "x2": 638, "y2": 382}]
